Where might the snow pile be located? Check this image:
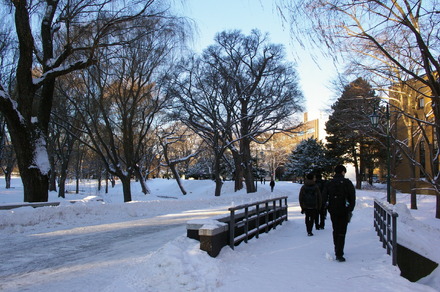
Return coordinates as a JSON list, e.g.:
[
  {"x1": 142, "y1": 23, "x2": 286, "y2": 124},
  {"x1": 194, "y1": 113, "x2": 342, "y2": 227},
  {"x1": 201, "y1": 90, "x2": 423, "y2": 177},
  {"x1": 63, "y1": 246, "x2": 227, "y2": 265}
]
[{"x1": 395, "y1": 202, "x2": 440, "y2": 264}]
